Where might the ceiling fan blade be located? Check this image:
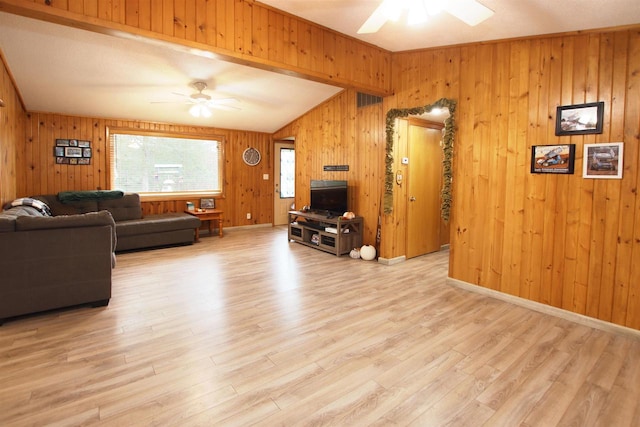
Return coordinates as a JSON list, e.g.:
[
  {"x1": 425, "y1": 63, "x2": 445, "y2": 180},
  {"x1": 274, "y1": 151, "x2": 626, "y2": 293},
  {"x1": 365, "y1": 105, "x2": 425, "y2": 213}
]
[
  {"x1": 357, "y1": 0, "x2": 396, "y2": 34},
  {"x1": 445, "y1": 0, "x2": 494, "y2": 26}
]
